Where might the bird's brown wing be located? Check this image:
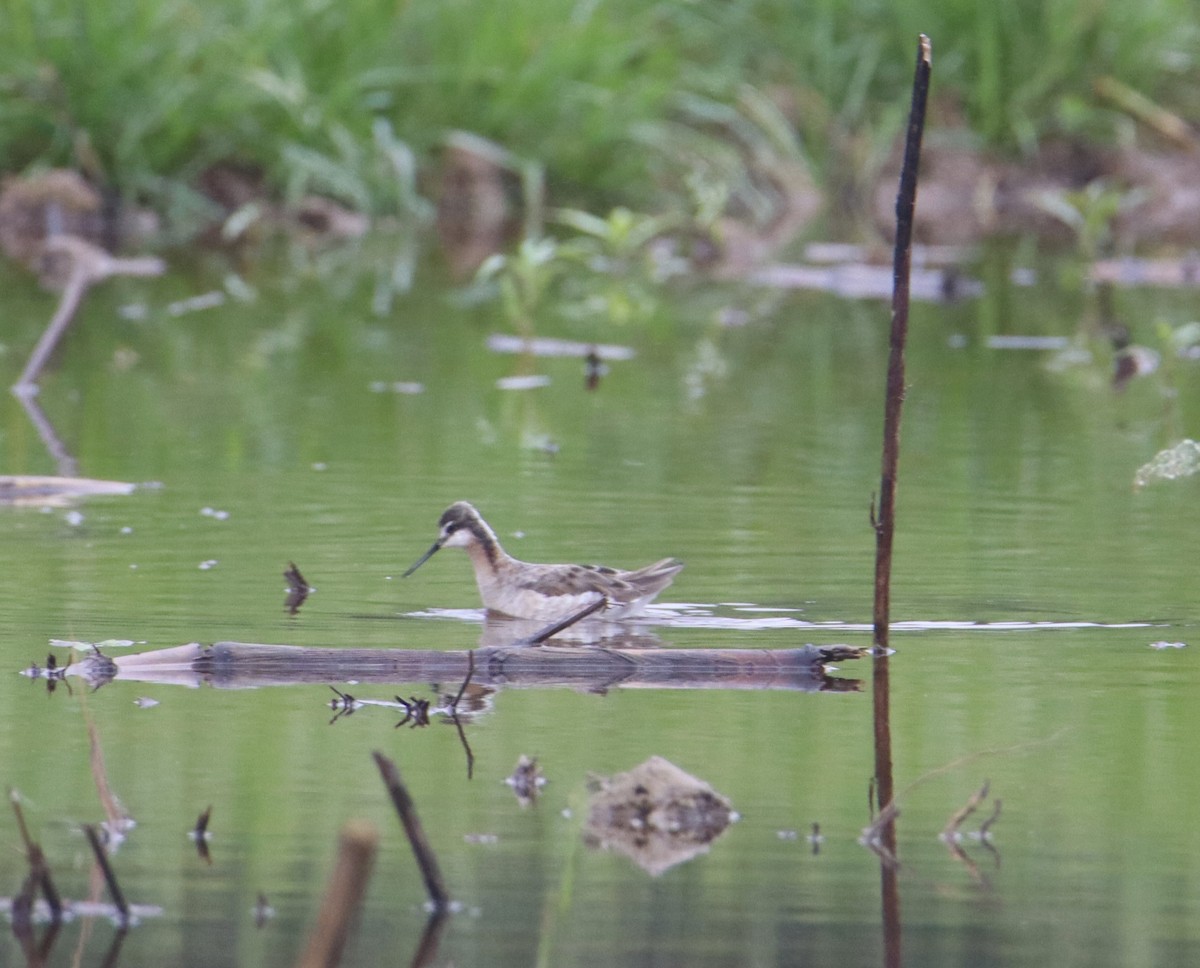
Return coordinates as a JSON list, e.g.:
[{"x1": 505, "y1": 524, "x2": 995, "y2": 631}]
[{"x1": 518, "y1": 563, "x2": 634, "y2": 599}]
